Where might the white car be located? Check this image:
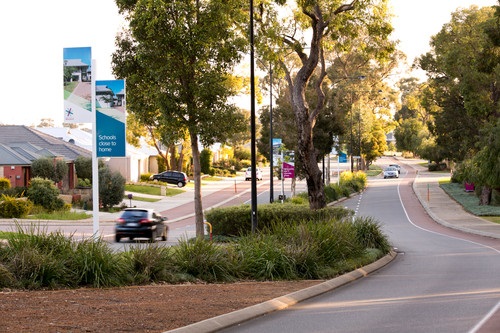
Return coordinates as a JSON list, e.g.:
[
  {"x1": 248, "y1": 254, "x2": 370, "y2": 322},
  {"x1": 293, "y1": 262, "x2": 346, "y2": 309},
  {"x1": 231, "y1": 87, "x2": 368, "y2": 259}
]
[
  {"x1": 245, "y1": 167, "x2": 263, "y2": 181},
  {"x1": 389, "y1": 164, "x2": 401, "y2": 174},
  {"x1": 383, "y1": 166, "x2": 399, "y2": 179}
]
